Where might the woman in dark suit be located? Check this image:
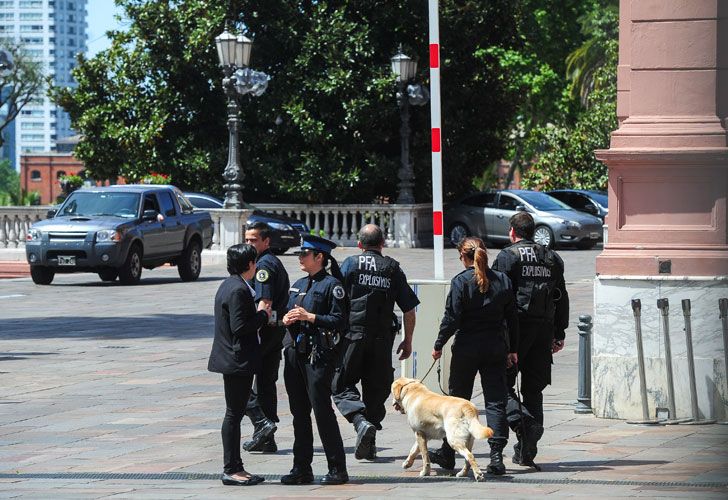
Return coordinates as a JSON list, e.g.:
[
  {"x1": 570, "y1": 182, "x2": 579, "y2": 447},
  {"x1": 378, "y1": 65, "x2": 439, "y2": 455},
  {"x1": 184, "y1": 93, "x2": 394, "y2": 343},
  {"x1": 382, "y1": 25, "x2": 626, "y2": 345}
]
[{"x1": 208, "y1": 244, "x2": 271, "y2": 486}]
